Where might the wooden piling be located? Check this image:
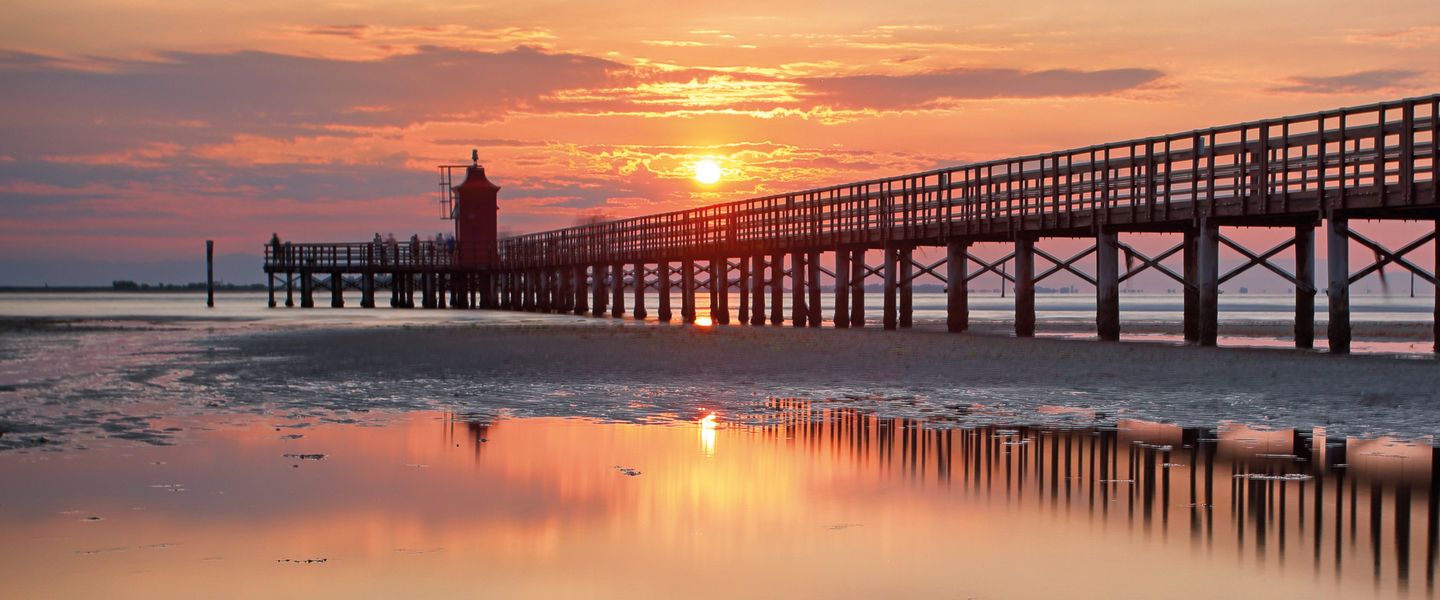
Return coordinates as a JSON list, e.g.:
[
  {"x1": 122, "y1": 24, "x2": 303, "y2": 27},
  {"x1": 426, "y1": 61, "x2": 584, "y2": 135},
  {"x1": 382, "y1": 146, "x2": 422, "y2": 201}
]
[
  {"x1": 1197, "y1": 221, "x2": 1220, "y2": 346},
  {"x1": 593, "y1": 264, "x2": 607, "y2": 316},
  {"x1": 1182, "y1": 228, "x2": 1198, "y2": 342},
  {"x1": 807, "y1": 250, "x2": 821, "y2": 327},
  {"x1": 946, "y1": 239, "x2": 969, "y2": 333},
  {"x1": 1295, "y1": 223, "x2": 1316, "y2": 349},
  {"x1": 1096, "y1": 228, "x2": 1120, "y2": 341},
  {"x1": 682, "y1": 258, "x2": 696, "y2": 323},
  {"x1": 1435, "y1": 218, "x2": 1439, "y2": 354},
  {"x1": 899, "y1": 246, "x2": 913, "y2": 328},
  {"x1": 331, "y1": 272, "x2": 344, "y2": 308},
  {"x1": 611, "y1": 263, "x2": 624, "y2": 317},
  {"x1": 633, "y1": 263, "x2": 647, "y2": 320},
  {"x1": 833, "y1": 248, "x2": 850, "y2": 328},
  {"x1": 738, "y1": 257, "x2": 750, "y2": 324},
  {"x1": 850, "y1": 248, "x2": 865, "y2": 327},
  {"x1": 267, "y1": 272, "x2": 276, "y2": 308},
  {"x1": 791, "y1": 251, "x2": 806, "y2": 327},
  {"x1": 361, "y1": 272, "x2": 375, "y2": 308},
  {"x1": 883, "y1": 245, "x2": 898, "y2": 330},
  {"x1": 574, "y1": 266, "x2": 588, "y2": 315},
  {"x1": 1015, "y1": 238, "x2": 1035, "y2": 337},
  {"x1": 1326, "y1": 216, "x2": 1351, "y2": 354},
  {"x1": 710, "y1": 258, "x2": 723, "y2": 323},
  {"x1": 751, "y1": 255, "x2": 766, "y2": 325},
  {"x1": 285, "y1": 269, "x2": 294, "y2": 307},
  {"x1": 206, "y1": 240, "x2": 215, "y2": 308},
  {"x1": 658, "y1": 261, "x2": 672, "y2": 322},
  {"x1": 716, "y1": 257, "x2": 730, "y2": 324},
  {"x1": 770, "y1": 252, "x2": 784, "y2": 325},
  {"x1": 300, "y1": 271, "x2": 314, "y2": 308}
]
